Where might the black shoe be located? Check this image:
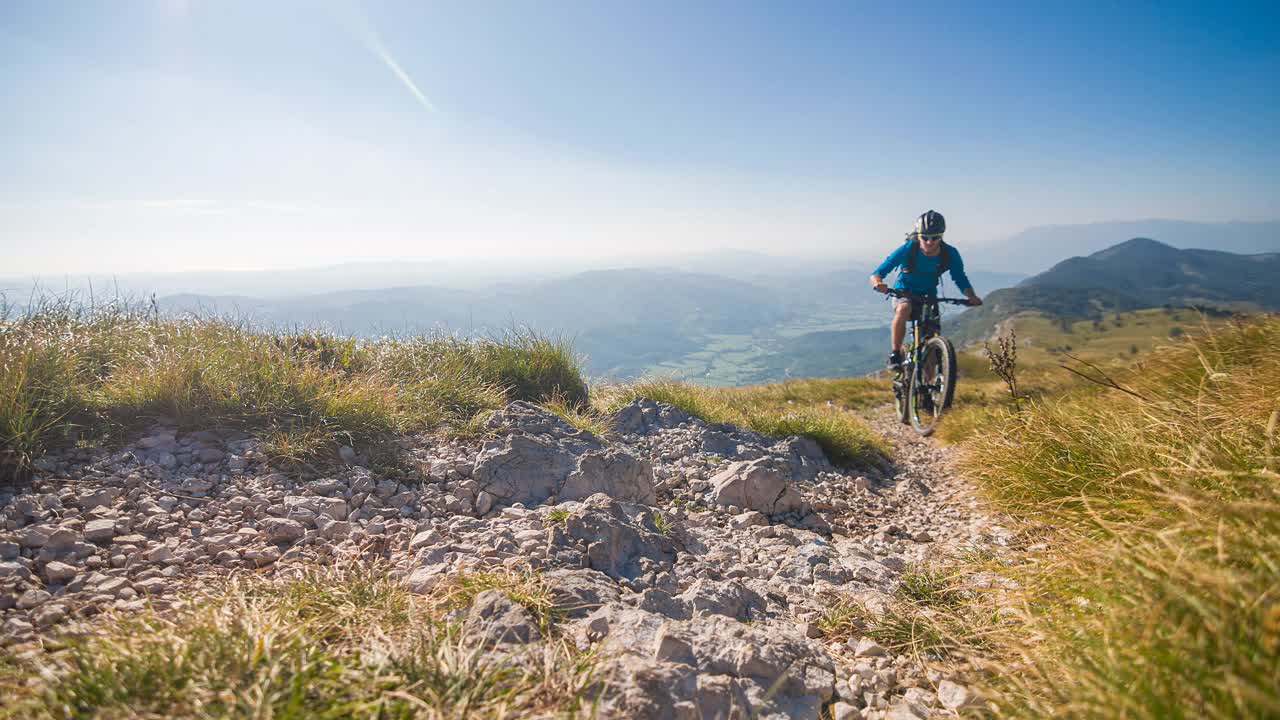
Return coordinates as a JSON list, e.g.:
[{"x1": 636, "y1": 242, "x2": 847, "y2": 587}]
[{"x1": 887, "y1": 351, "x2": 904, "y2": 370}]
